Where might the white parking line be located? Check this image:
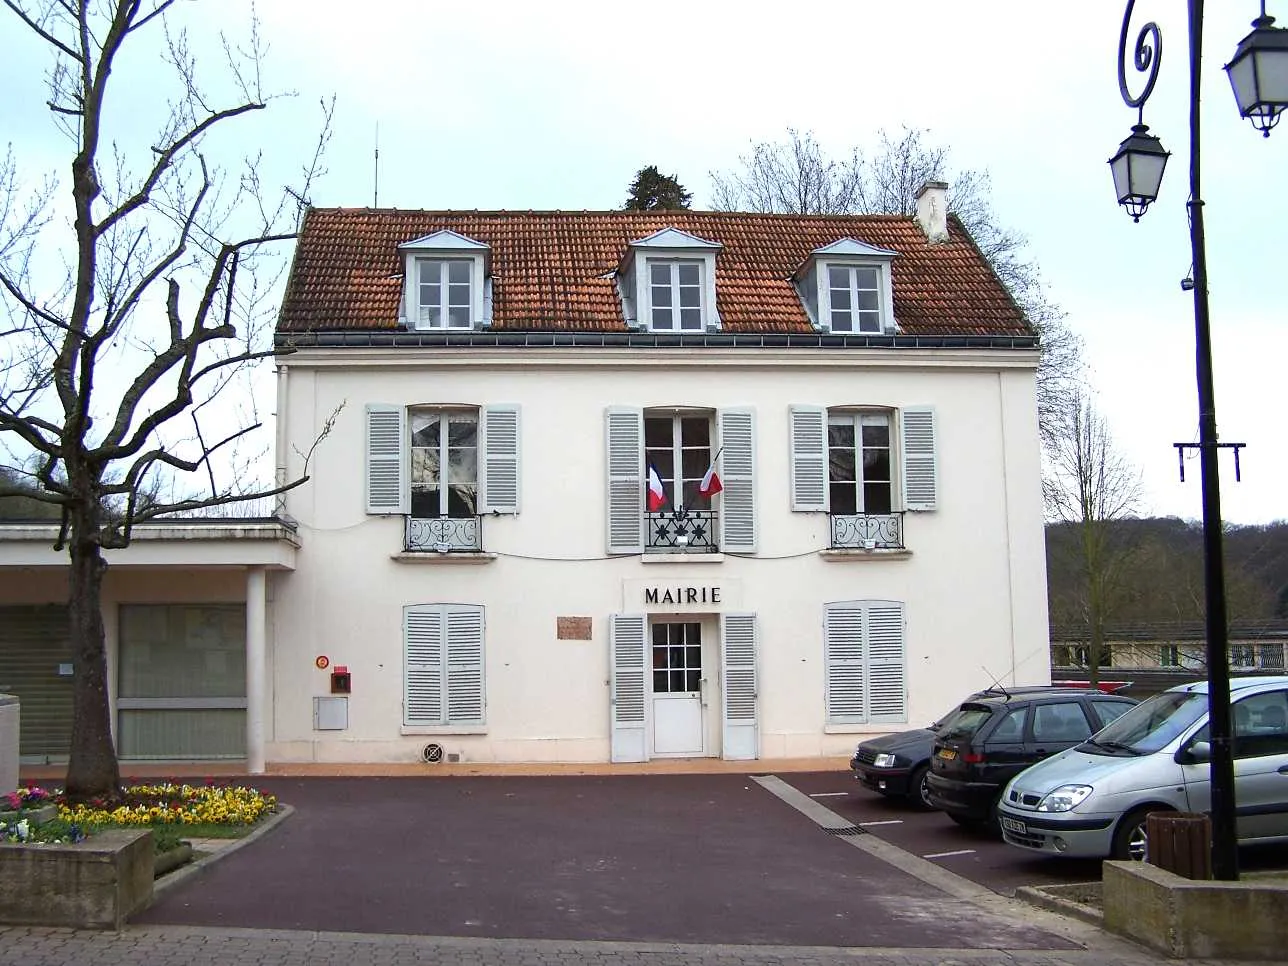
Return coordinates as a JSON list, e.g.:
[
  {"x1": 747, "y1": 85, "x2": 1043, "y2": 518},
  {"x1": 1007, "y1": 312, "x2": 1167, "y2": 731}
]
[
  {"x1": 923, "y1": 849, "x2": 977, "y2": 859},
  {"x1": 858, "y1": 819, "x2": 904, "y2": 827},
  {"x1": 808, "y1": 792, "x2": 850, "y2": 798}
]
